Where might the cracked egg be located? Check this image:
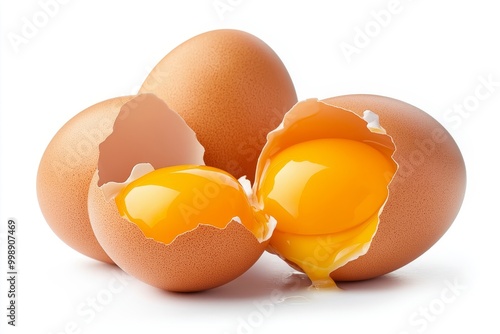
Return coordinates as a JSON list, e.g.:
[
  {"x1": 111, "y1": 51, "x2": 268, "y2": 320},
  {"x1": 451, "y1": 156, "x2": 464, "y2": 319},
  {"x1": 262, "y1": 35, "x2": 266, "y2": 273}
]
[
  {"x1": 253, "y1": 99, "x2": 398, "y2": 288},
  {"x1": 88, "y1": 94, "x2": 275, "y2": 292},
  {"x1": 253, "y1": 97, "x2": 466, "y2": 287}
]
